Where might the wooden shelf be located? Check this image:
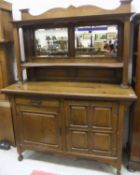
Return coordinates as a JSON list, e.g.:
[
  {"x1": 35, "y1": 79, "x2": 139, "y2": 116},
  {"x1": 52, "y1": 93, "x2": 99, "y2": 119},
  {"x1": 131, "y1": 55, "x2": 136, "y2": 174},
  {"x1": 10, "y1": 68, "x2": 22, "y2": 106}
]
[{"x1": 21, "y1": 62, "x2": 124, "y2": 69}]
